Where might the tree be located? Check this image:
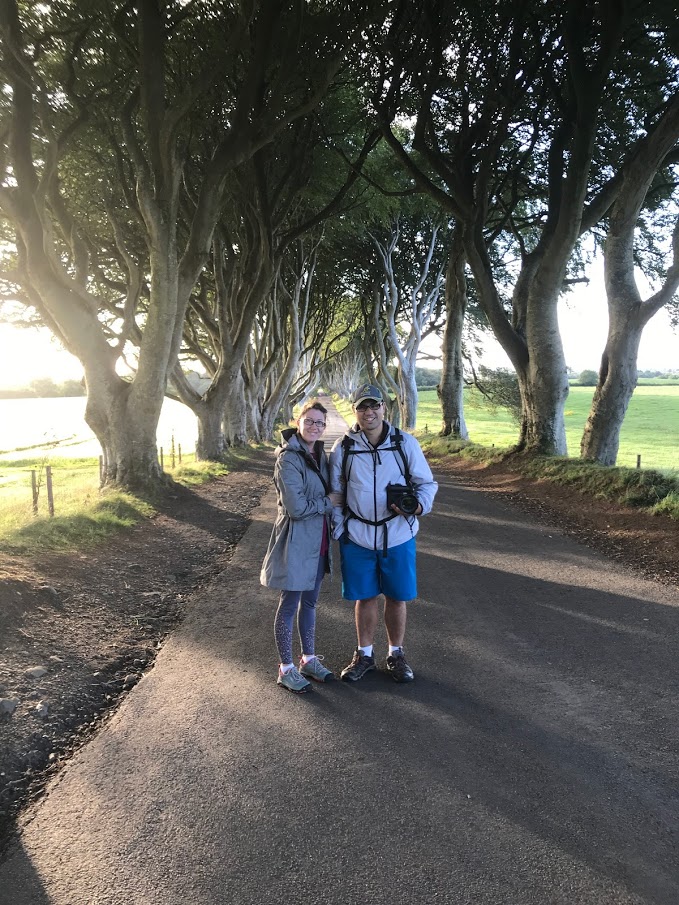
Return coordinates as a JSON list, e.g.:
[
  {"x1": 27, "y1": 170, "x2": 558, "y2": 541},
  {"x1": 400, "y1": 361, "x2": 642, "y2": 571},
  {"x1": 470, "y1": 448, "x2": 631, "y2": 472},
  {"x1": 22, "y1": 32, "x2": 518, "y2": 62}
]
[
  {"x1": 578, "y1": 370, "x2": 599, "y2": 387},
  {"x1": 0, "y1": 0, "x2": 370, "y2": 489},
  {"x1": 245, "y1": 236, "x2": 324, "y2": 440},
  {"x1": 415, "y1": 367, "x2": 441, "y2": 387},
  {"x1": 169, "y1": 179, "x2": 279, "y2": 457},
  {"x1": 468, "y1": 366, "x2": 522, "y2": 424},
  {"x1": 369, "y1": 214, "x2": 447, "y2": 429},
  {"x1": 320, "y1": 342, "x2": 366, "y2": 399},
  {"x1": 371, "y1": 0, "x2": 678, "y2": 458},
  {"x1": 29, "y1": 378, "x2": 59, "y2": 398},
  {"x1": 581, "y1": 95, "x2": 679, "y2": 464},
  {"x1": 314, "y1": 130, "x2": 453, "y2": 428}
]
